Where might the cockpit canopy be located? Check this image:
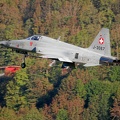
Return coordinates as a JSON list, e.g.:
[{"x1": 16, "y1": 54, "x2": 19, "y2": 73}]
[{"x1": 26, "y1": 35, "x2": 41, "y2": 40}]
